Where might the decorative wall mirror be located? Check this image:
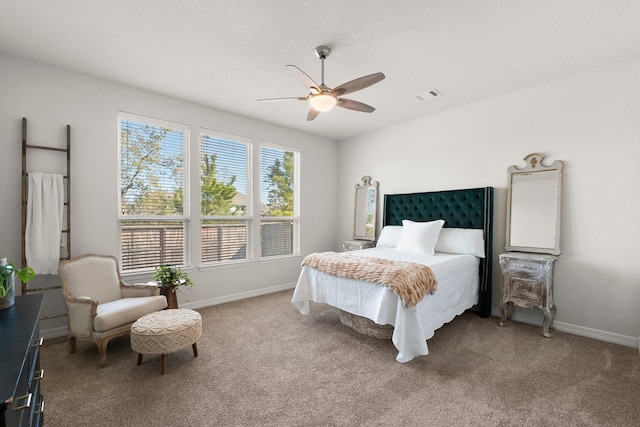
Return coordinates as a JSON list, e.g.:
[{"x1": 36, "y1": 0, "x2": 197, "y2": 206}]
[
  {"x1": 505, "y1": 153, "x2": 564, "y2": 255},
  {"x1": 353, "y1": 176, "x2": 378, "y2": 241}
]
